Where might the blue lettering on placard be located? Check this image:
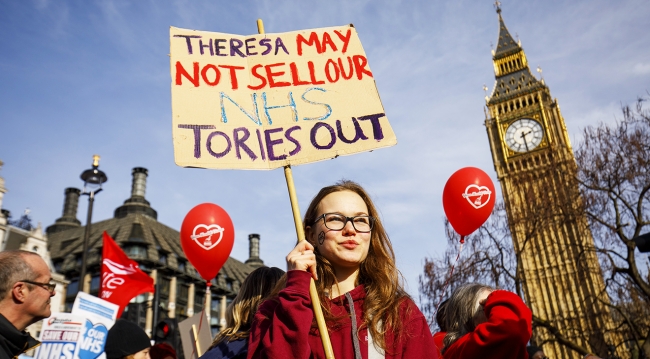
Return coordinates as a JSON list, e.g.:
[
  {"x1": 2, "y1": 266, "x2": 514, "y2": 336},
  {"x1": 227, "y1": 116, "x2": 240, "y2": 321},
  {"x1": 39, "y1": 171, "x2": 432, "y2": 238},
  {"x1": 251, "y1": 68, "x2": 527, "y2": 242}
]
[
  {"x1": 301, "y1": 87, "x2": 332, "y2": 121},
  {"x1": 78, "y1": 320, "x2": 108, "y2": 359}
]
